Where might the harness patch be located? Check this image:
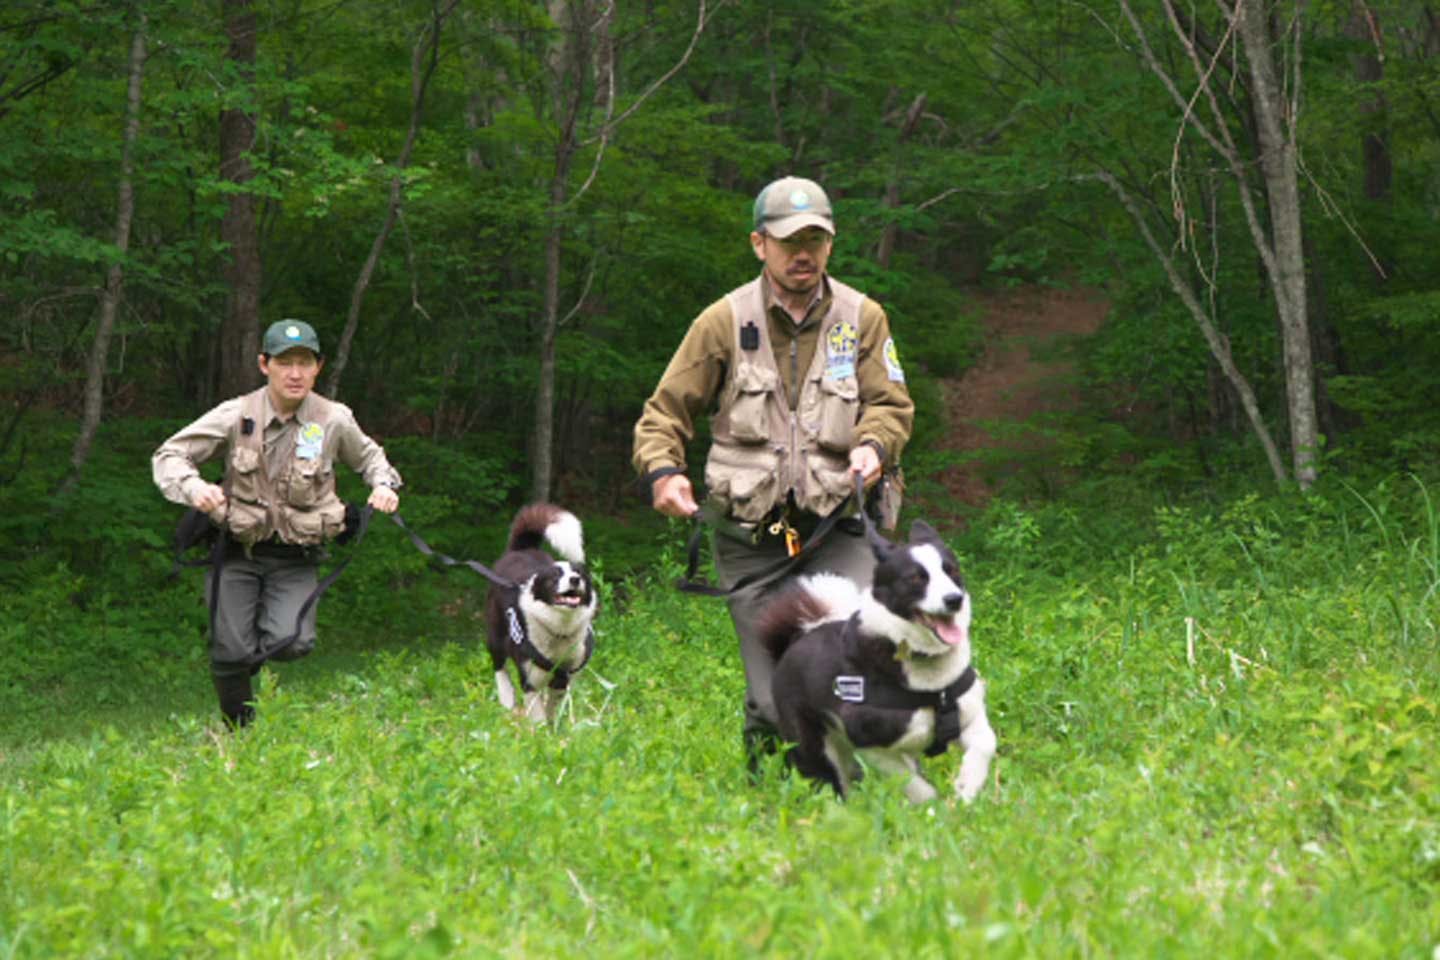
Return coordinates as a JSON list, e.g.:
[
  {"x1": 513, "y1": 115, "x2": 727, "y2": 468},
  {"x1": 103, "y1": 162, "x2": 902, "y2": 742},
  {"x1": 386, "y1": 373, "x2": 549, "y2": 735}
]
[
  {"x1": 883, "y1": 337, "x2": 905, "y2": 382},
  {"x1": 834, "y1": 675, "x2": 866, "y2": 703},
  {"x1": 505, "y1": 606, "x2": 525, "y2": 646}
]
